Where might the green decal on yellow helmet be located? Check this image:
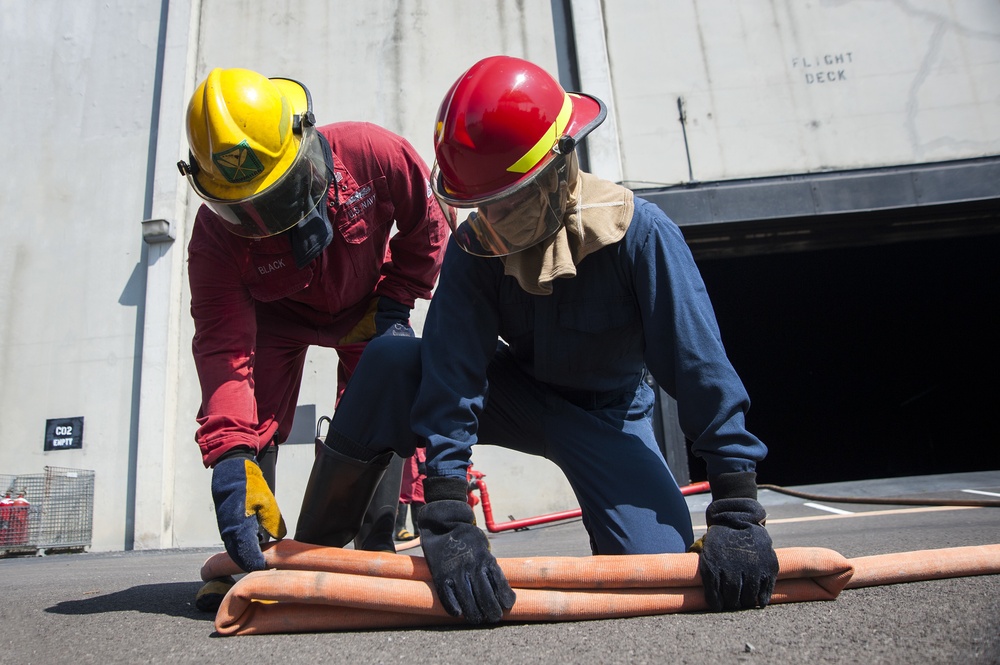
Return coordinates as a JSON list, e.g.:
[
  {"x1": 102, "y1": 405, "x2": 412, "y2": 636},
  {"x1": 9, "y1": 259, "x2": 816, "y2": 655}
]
[{"x1": 213, "y1": 140, "x2": 265, "y2": 183}]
